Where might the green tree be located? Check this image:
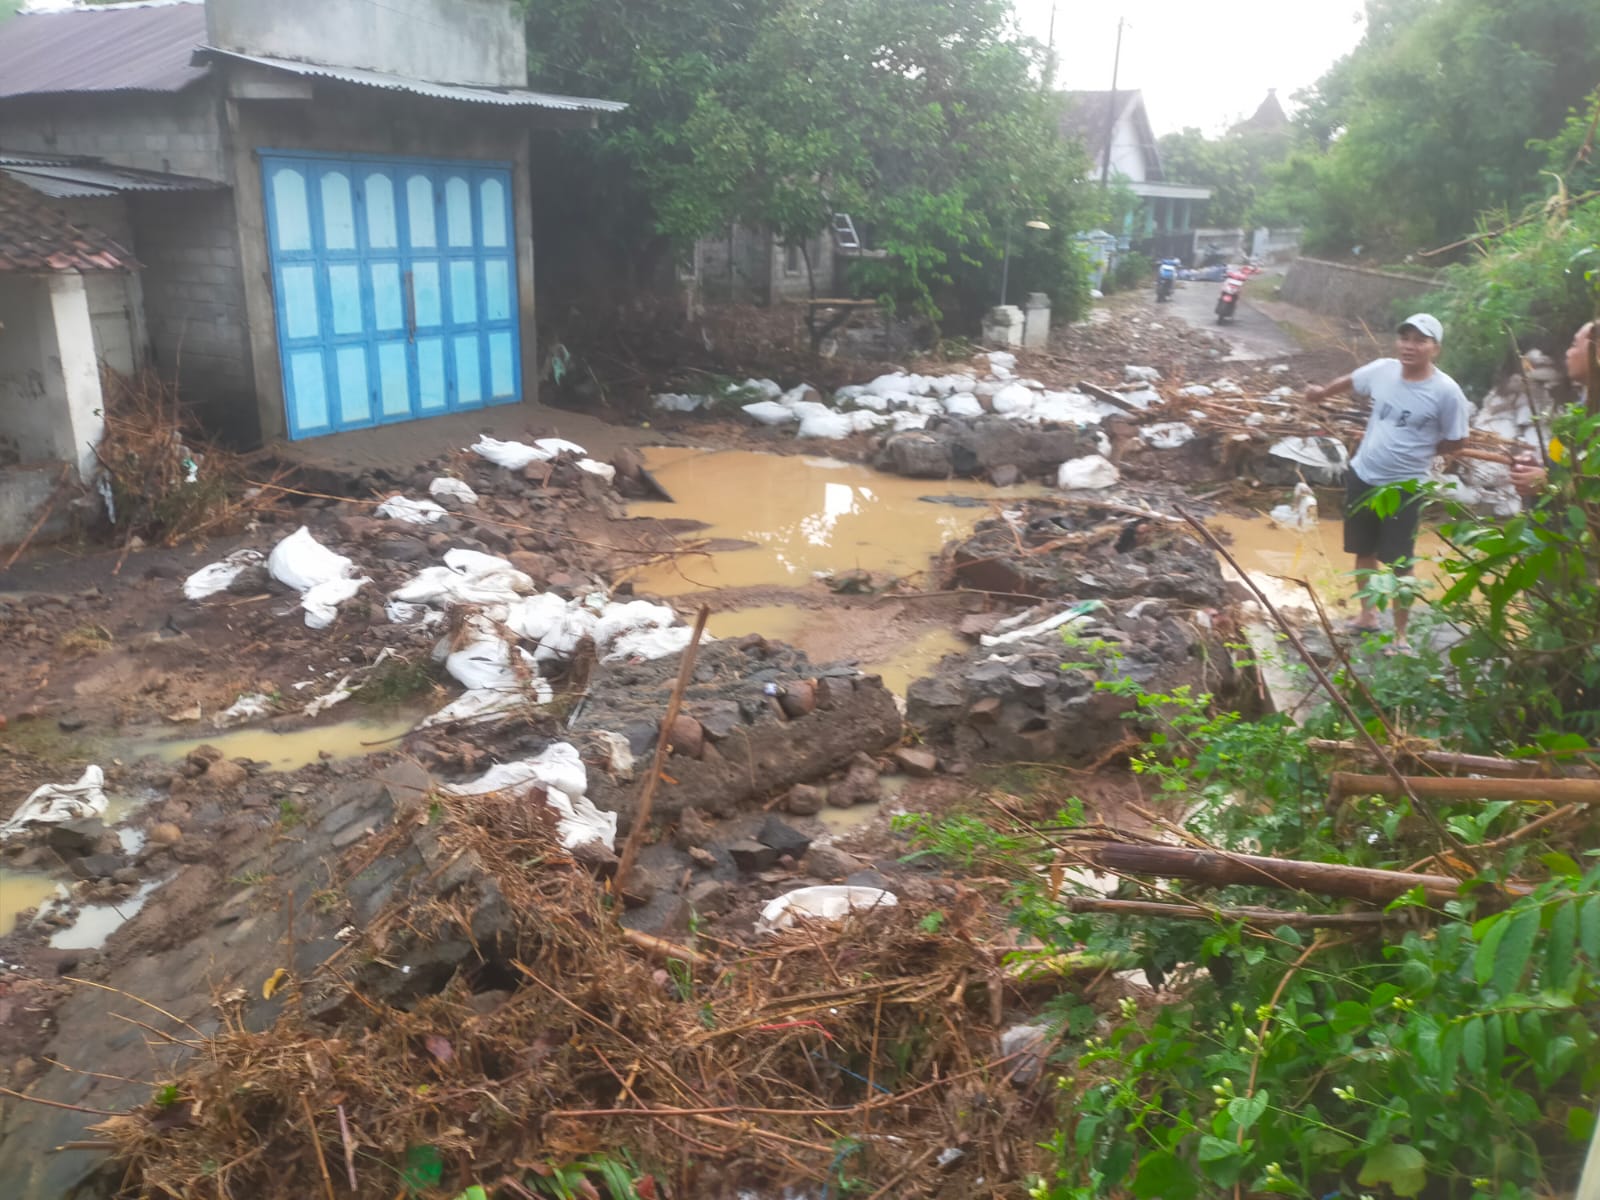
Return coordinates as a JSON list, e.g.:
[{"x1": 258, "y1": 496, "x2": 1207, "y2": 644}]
[
  {"x1": 1277, "y1": 0, "x2": 1600, "y2": 257},
  {"x1": 524, "y1": 0, "x2": 1100, "y2": 328}
]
